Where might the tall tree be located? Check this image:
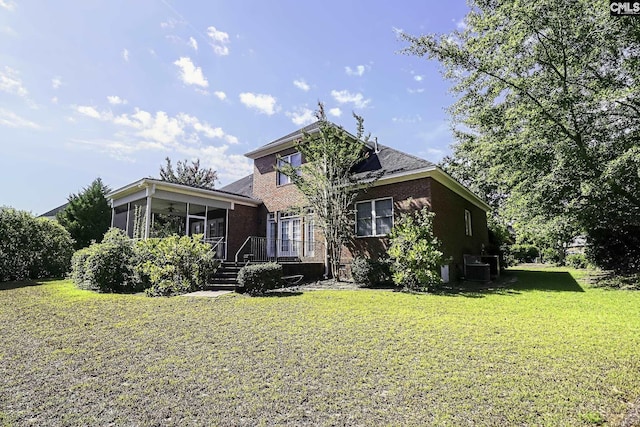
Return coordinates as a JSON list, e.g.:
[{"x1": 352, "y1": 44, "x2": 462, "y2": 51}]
[
  {"x1": 57, "y1": 178, "x2": 111, "y2": 249},
  {"x1": 277, "y1": 103, "x2": 378, "y2": 280},
  {"x1": 159, "y1": 157, "x2": 217, "y2": 189},
  {"x1": 403, "y1": 0, "x2": 640, "y2": 271}
]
